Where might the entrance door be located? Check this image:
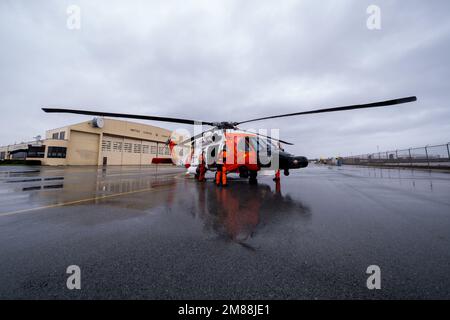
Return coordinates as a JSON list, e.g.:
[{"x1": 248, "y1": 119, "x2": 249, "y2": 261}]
[{"x1": 103, "y1": 157, "x2": 108, "y2": 166}]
